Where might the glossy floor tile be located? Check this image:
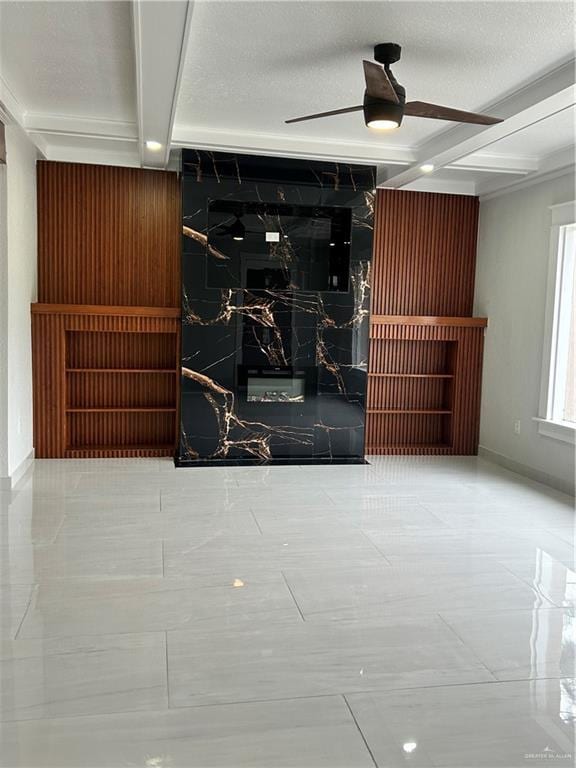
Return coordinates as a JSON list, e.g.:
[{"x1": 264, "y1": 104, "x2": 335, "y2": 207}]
[
  {"x1": 0, "y1": 632, "x2": 167, "y2": 721},
  {"x1": 439, "y1": 606, "x2": 575, "y2": 681},
  {"x1": 346, "y1": 678, "x2": 575, "y2": 767},
  {"x1": 0, "y1": 456, "x2": 574, "y2": 767},
  {"x1": 167, "y1": 615, "x2": 494, "y2": 708},
  {"x1": 0, "y1": 695, "x2": 376, "y2": 767},
  {"x1": 163, "y1": 529, "x2": 388, "y2": 579},
  {"x1": 18, "y1": 576, "x2": 300, "y2": 638},
  {"x1": 282, "y1": 561, "x2": 556, "y2": 619}
]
